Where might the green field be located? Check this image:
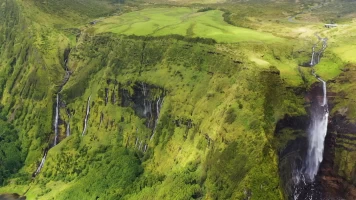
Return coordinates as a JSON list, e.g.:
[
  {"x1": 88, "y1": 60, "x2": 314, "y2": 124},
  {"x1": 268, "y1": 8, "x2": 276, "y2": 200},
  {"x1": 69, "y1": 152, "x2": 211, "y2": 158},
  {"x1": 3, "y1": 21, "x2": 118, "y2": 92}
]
[{"x1": 94, "y1": 7, "x2": 283, "y2": 43}]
